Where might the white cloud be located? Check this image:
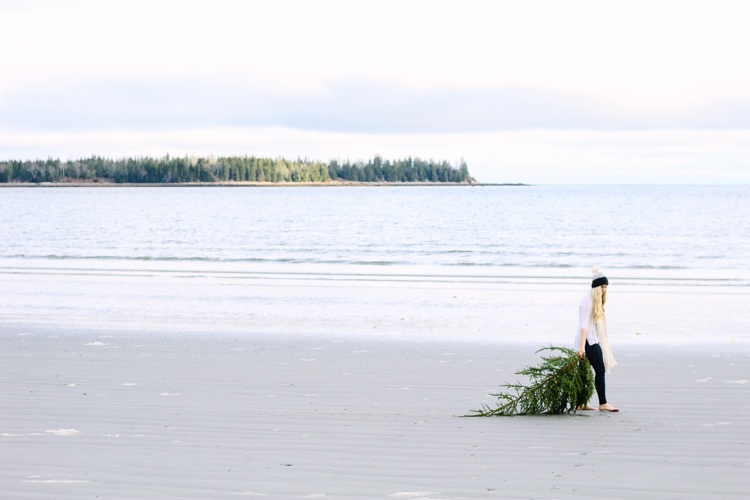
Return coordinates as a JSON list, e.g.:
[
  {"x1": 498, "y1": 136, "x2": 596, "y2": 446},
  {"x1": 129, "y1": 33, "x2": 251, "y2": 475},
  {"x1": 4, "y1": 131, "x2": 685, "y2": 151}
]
[
  {"x1": 2, "y1": 1, "x2": 749, "y2": 182},
  {"x1": 2, "y1": 1, "x2": 750, "y2": 108},
  {"x1": 5, "y1": 78, "x2": 749, "y2": 133}
]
